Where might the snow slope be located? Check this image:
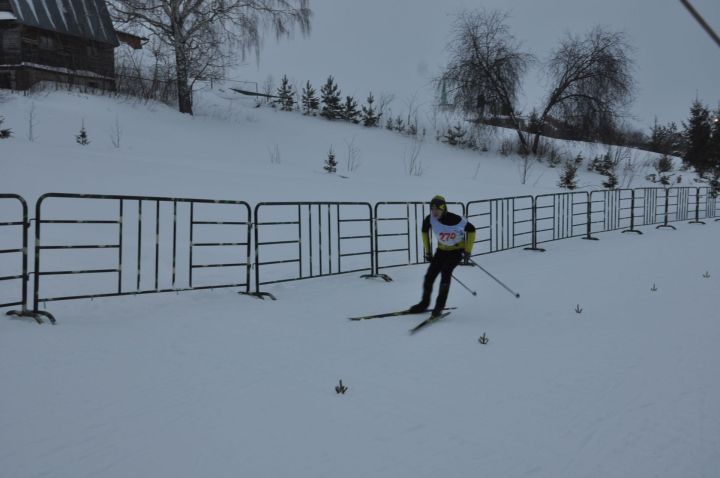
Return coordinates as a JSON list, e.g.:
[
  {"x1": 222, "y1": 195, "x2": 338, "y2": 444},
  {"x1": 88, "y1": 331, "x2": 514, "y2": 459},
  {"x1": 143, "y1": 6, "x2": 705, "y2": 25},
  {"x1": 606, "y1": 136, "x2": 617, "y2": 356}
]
[
  {"x1": 0, "y1": 82, "x2": 716, "y2": 478},
  {"x1": 1, "y1": 221, "x2": 718, "y2": 478},
  {"x1": 0, "y1": 89, "x2": 667, "y2": 208}
]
